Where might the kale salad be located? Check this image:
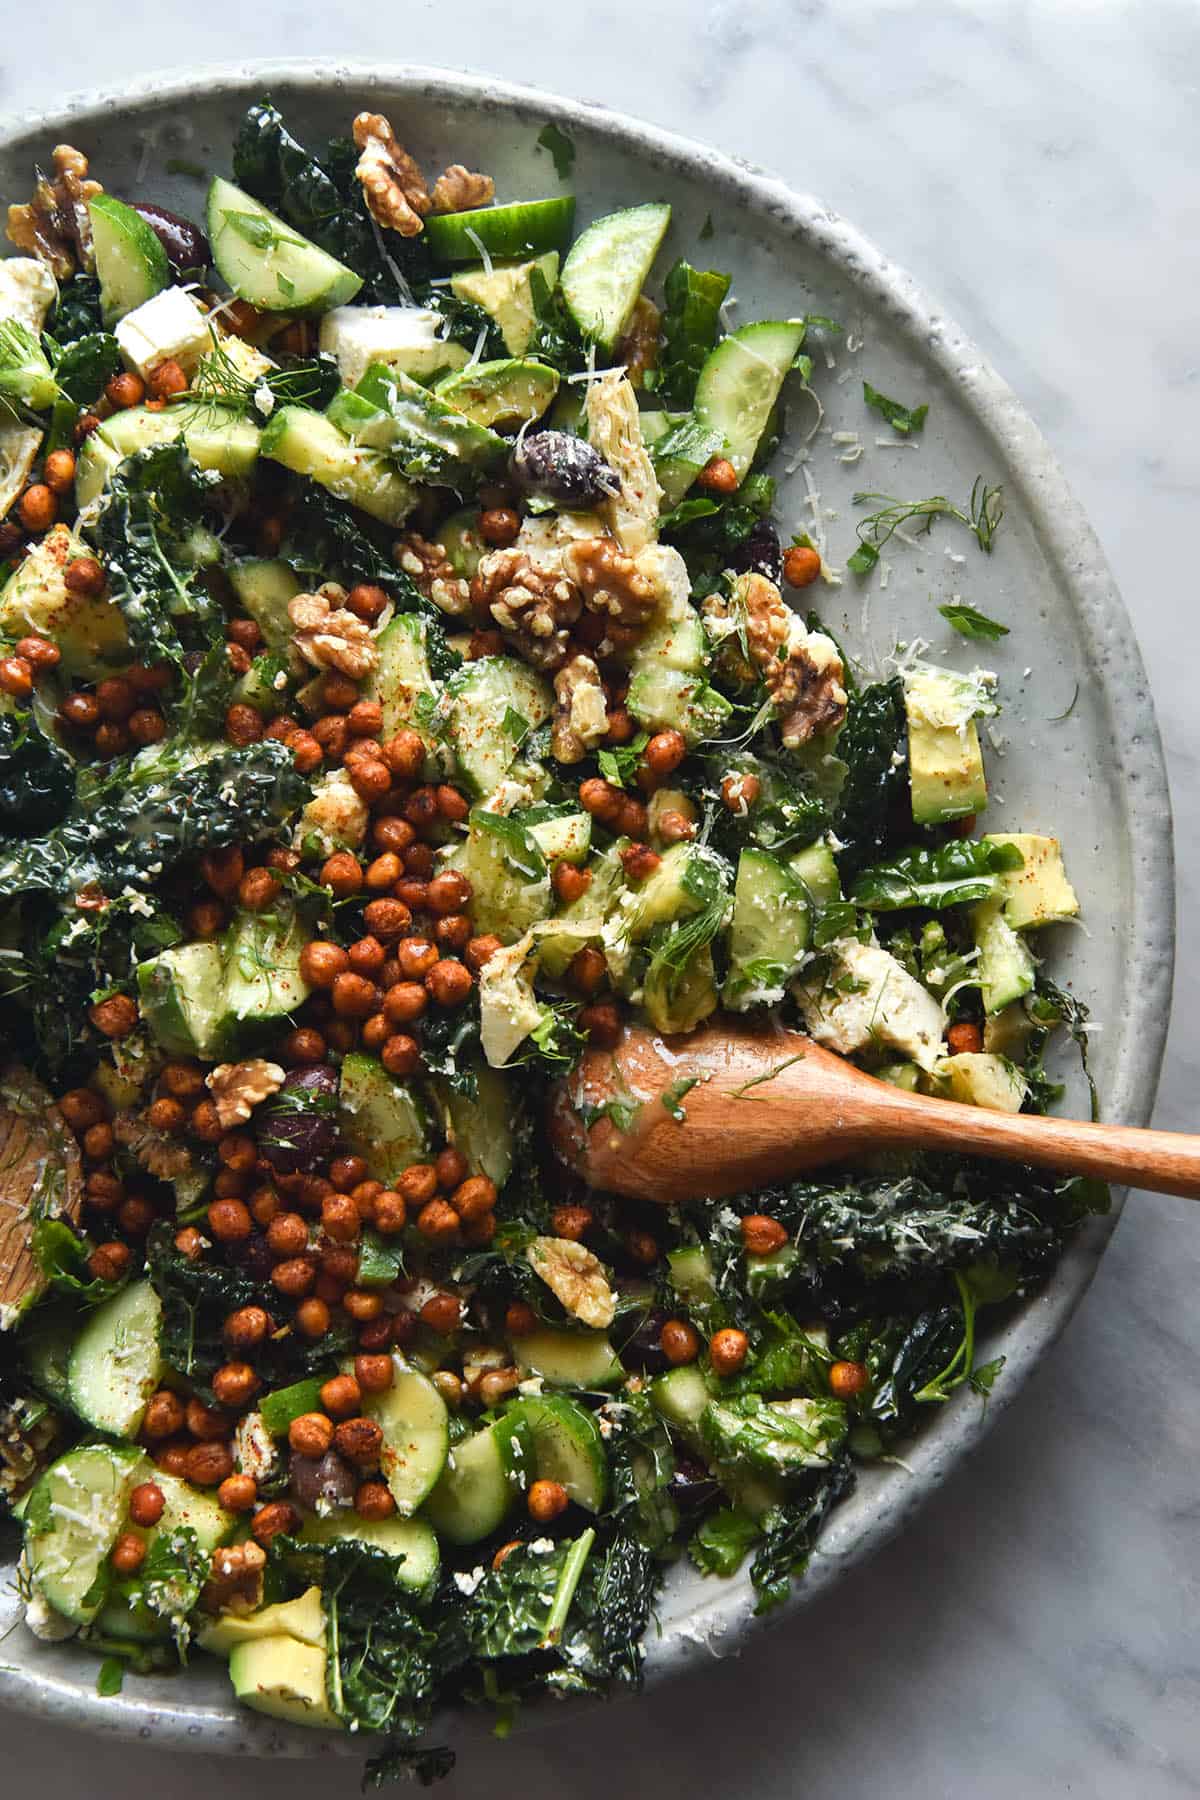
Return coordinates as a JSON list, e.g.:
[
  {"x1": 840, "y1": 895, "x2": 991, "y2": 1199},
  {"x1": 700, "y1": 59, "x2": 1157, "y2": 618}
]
[{"x1": 0, "y1": 99, "x2": 1102, "y2": 1782}]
